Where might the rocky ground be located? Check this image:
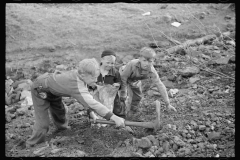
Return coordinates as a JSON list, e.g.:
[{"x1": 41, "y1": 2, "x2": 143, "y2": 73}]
[{"x1": 5, "y1": 3, "x2": 235, "y2": 157}]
